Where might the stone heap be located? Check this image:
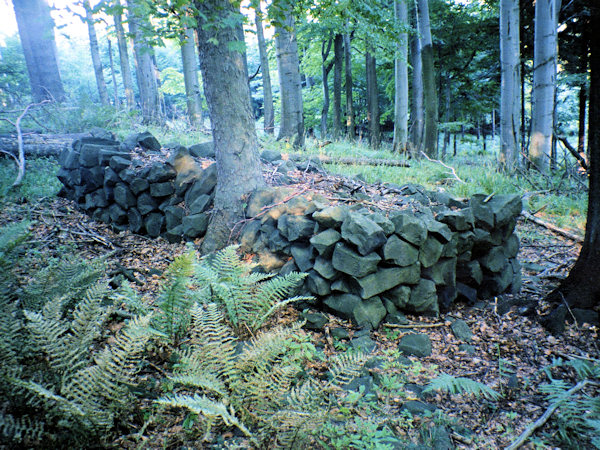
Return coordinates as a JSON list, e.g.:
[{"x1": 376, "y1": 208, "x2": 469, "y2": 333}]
[
  {"x1": 56, "y1": 131, "x2": 523, "y2": 326},
  {"x1": 240, "y1": 187, "x2": 522, "y2": 328},
  {"x1": 56, "y1": 131, "x2": 217, "y2": 242}
]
